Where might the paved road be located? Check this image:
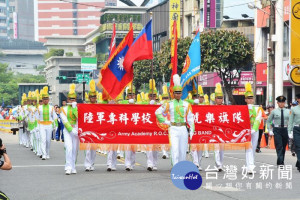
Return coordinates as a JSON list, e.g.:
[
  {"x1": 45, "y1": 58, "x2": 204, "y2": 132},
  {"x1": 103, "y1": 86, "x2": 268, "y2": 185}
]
[{"x1": 1, "y1": 131, "x2": 300, "y2": 200}]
